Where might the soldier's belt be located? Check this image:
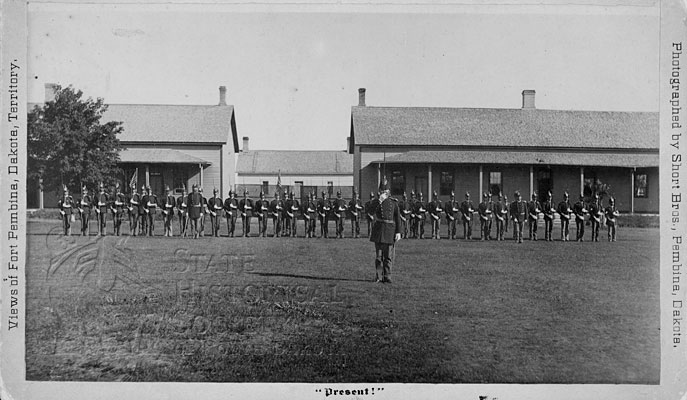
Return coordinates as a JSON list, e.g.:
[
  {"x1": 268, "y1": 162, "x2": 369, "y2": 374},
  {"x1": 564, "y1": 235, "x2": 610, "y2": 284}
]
[{"x1": 378, "y1": 219, "x2": 395, "y2": 224}]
